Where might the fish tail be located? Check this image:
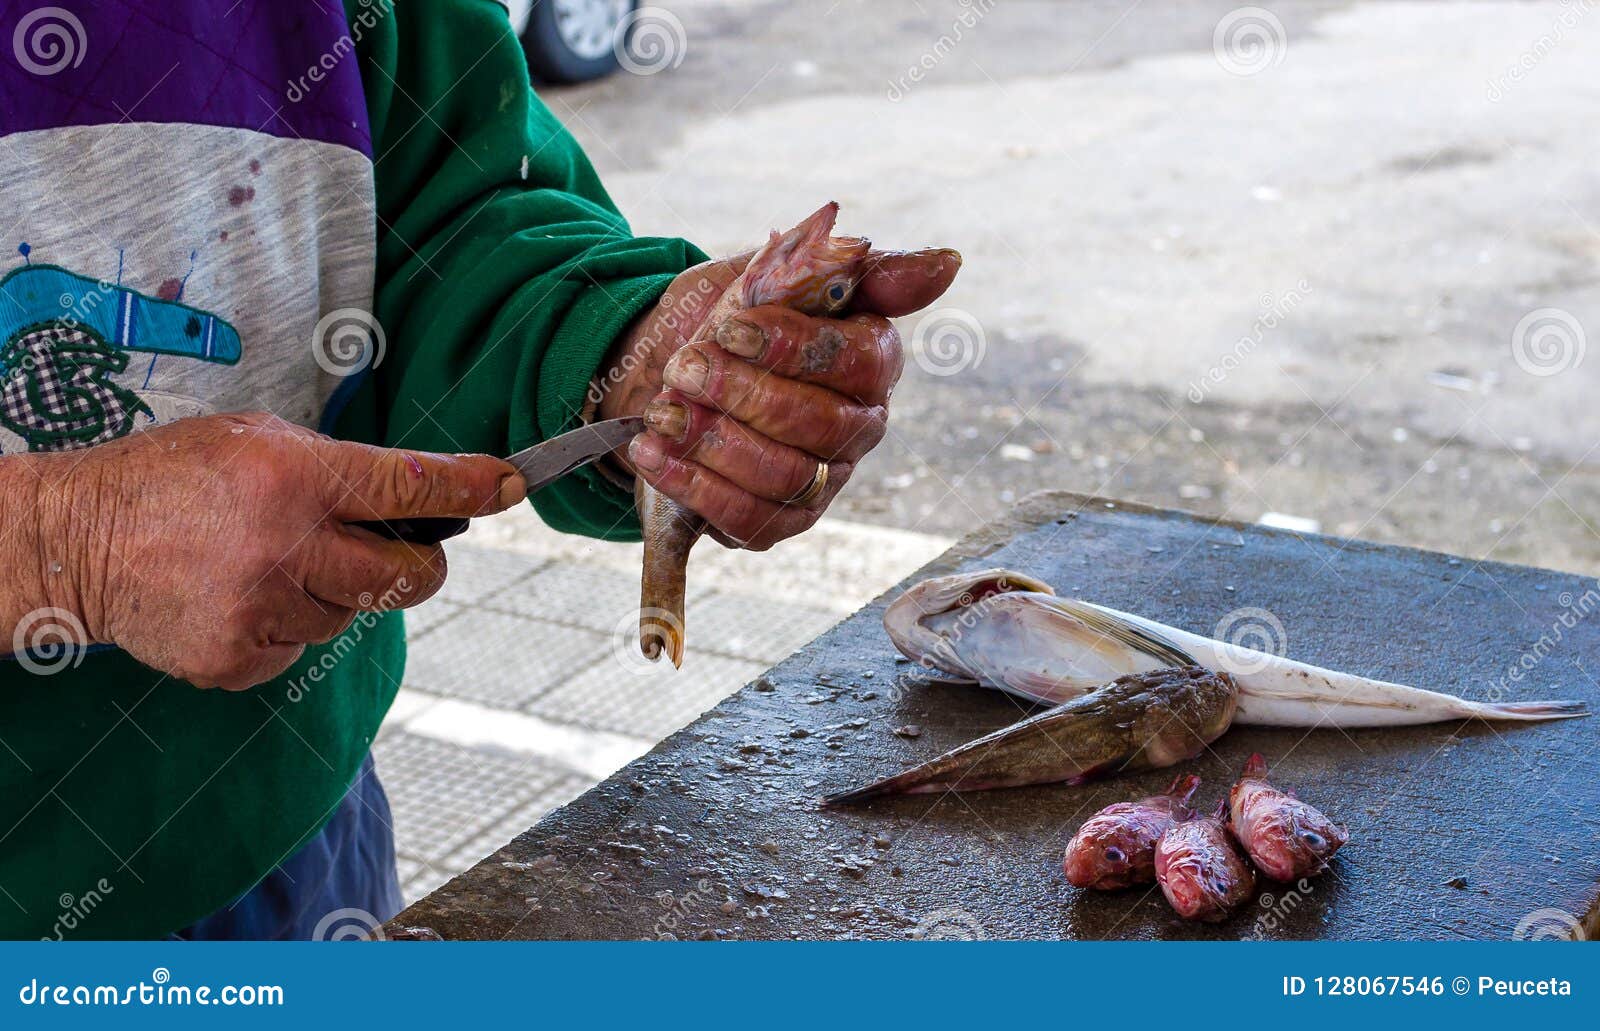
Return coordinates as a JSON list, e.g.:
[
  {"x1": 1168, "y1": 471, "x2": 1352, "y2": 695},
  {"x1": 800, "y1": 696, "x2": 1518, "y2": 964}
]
[
  {"x1": 1473, "y1": 699, "x2": 1589, "y2": 721},
  {"x1": 637, "y1": 483, "x2": 701, "y2": 668},
  {"x1": 821, "y1": 769, "x2": 930, "y2": 806}
]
